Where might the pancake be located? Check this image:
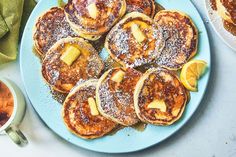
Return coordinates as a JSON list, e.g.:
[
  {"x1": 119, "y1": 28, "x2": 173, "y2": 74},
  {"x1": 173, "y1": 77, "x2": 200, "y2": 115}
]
[
  {"x1": 62, "y1": 79, "x2": 117, "y2": 139},
  {"x1": 105, "y1": 12, "x2": 165, "y2": 68},
  {"x1": 223, "y1": 19, "x2": 236, "y2": 36},
  {"x1": 33, "y1": 7, "x2": 78, "y2": 56},
  {"x1": 134, "y1": 68, "x2": 188, "y2": 125},
  {"x1": 216, "y1": 0, "x2": 236, "y2": 24},
  {"x1": 64, "y1": 0, "x2": 126, "y2": 40},
  {"x1": 42, "y1": 37, "x2": 104, "y2": 93},
  {"x1": 126, "y1": 0, "x2": 155, "y2": 17},
  {"x1": 96, "y1": 67, "x2": 142, "y2": 126},
  {"x1": 154, "y1": 10, "x2": 198, "y2": 70}
]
